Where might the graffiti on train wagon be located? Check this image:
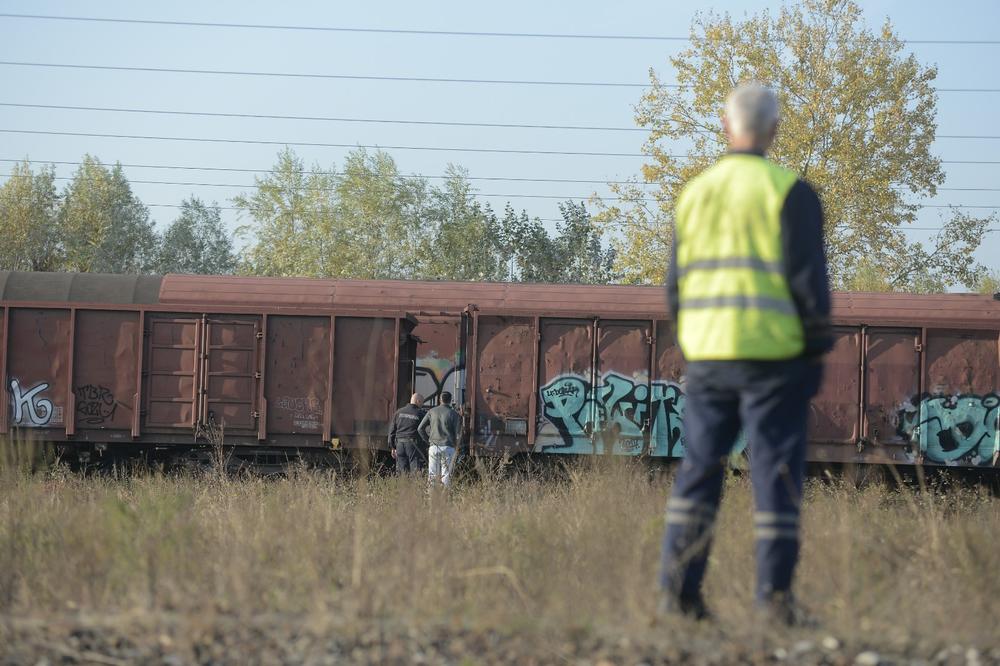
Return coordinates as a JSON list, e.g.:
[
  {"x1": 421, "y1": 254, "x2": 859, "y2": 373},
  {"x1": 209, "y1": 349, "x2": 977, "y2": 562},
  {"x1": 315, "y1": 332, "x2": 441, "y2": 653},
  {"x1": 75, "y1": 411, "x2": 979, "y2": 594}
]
[
  {"x1": 537, "y1": 372, "x2": 749, "y2": 457},
  {"x1": 897, "y1": 393, "x2": 1000, "y2": 465},
  {"x1": 74, "y1": 385, "x2": 117, "y2": 425},
  {"x1": 9, "y1": 378, "x2": 61, "y2": 427},
  {"x1": 416, "y1": 354, "x2": 462, "y2": 405},
  {"x1": 274, "y1": 395, "x2": 322, "y2": 431}
]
